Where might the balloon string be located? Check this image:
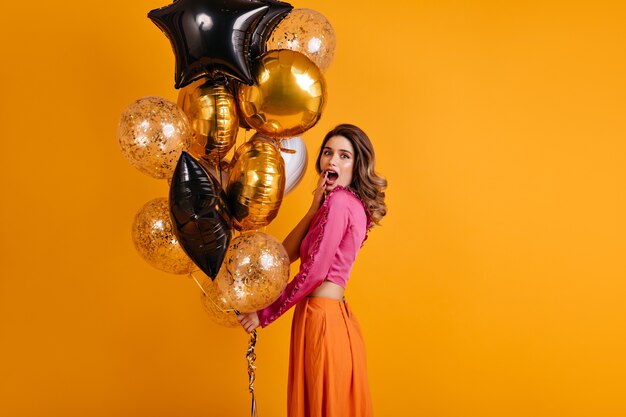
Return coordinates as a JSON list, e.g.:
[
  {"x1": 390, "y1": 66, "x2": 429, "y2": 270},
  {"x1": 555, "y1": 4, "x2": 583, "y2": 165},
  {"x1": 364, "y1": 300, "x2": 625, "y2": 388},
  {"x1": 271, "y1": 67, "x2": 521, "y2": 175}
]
[
  {"x1": 217, "y1": 146, "x2": 223, "y2": 188},
  {"x1": 193, "y1": 274, "x2": 258, "y2": 417},
  {"x1": 232, "y1": 309, "x2": 258, "y2": 417},
  {"x1": 189, "y1": 271, "x2": 206, "y2": 295},
  {"x1": 246, "y1": 329, "x2": 258, "y2": 417},
  {"x1": 189, "y1": 271, "x2": 236, "y2": 314}
]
